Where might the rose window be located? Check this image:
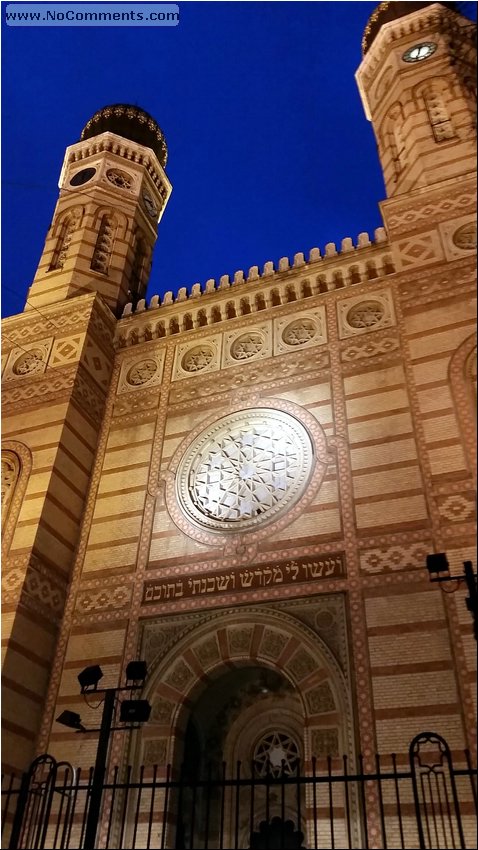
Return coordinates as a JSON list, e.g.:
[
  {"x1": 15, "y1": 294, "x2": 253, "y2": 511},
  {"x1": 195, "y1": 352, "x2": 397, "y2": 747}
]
[
  {"x1": 127, "y1": 360, "x2": 158, "y2": 386},
  {"x1": 13, "y1": 350, "x2": 44, "y2": 376},
  {"x1": 182, "y1": 346, "x2": 214, "y2": 373},
  {"x1": 106, "y1": 169, "x2": 133, "y2": 189},
  {"x1": 346, "y1": 300, "x2": 384, "y2": 329},
  {"x1": 254, "y1": 732, "x2": 300, "y2": 777},
  {"x1": 282, "y1": 319, "x2": 317, "y2": 346},
  {"x1": 230, "y1": 333, "x2": 264, "y2": 361},
  {"x1": 176, "y1": 409, "x2": 313, "y2": 532}
]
